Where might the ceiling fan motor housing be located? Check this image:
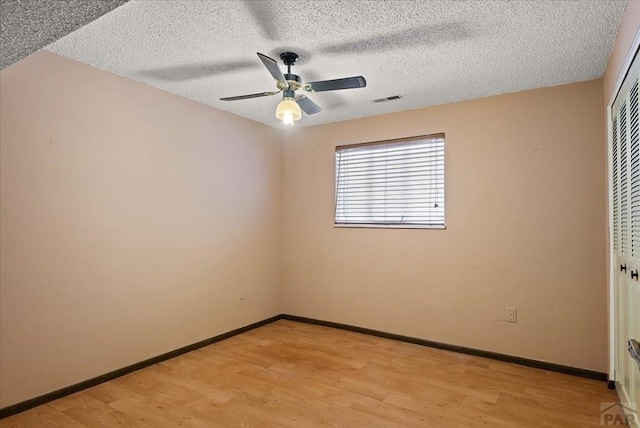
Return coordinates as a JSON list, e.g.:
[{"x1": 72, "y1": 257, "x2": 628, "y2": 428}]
[{"x1": 283, "y1": 73, "x2": 302, "y2": 90}]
